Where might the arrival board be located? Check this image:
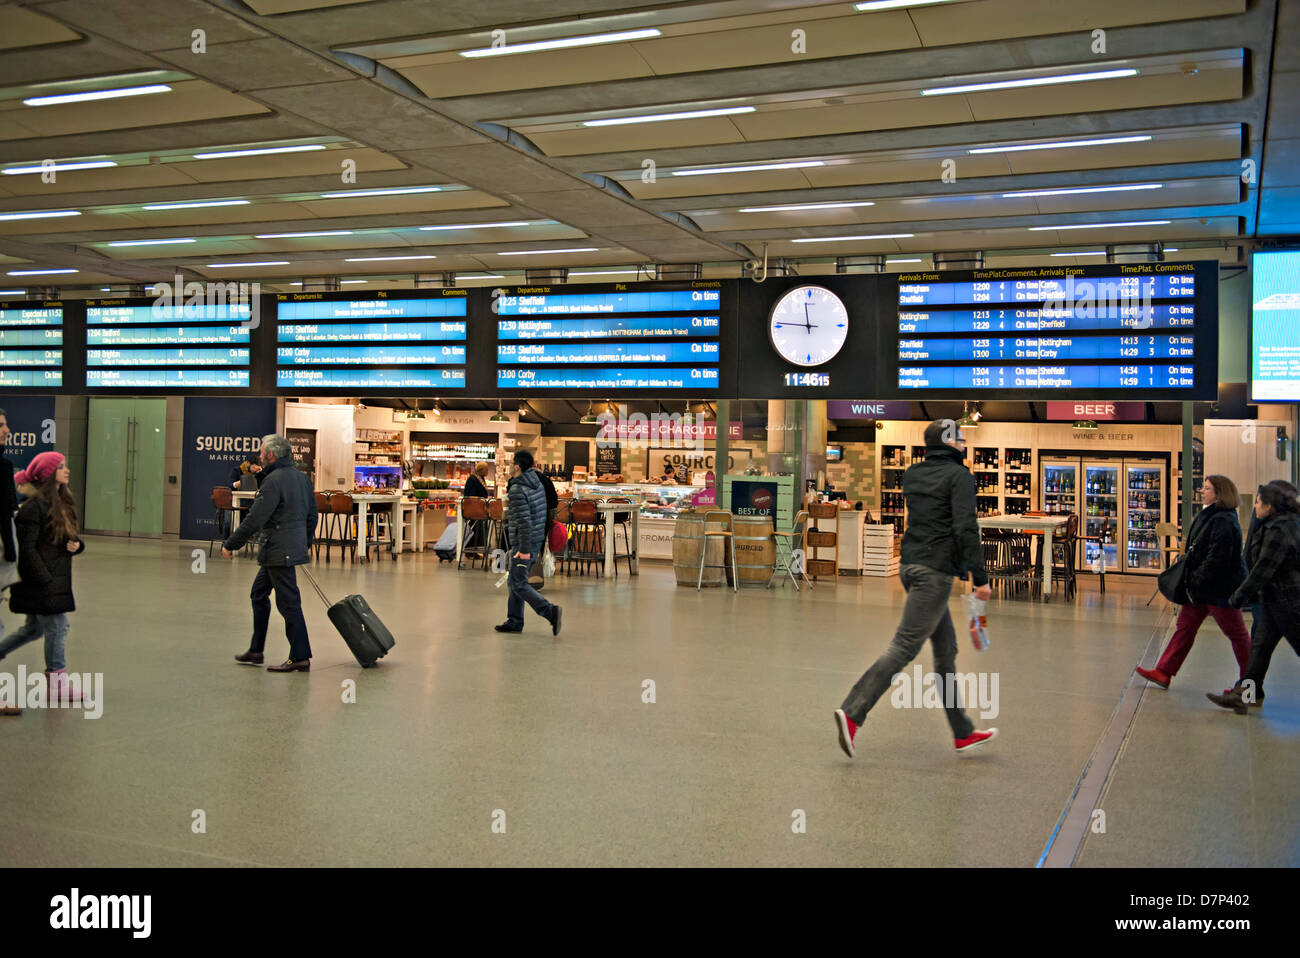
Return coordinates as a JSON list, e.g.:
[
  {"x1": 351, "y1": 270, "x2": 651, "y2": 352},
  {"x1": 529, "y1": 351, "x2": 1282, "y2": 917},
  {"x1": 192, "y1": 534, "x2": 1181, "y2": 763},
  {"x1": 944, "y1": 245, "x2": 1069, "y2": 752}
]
[
  {"x1": 85, "y1": 301, "x2": 250, "y2": 389},
  {"x1": 0, "y1": 302, "x2": 63, "y2": 388}
]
